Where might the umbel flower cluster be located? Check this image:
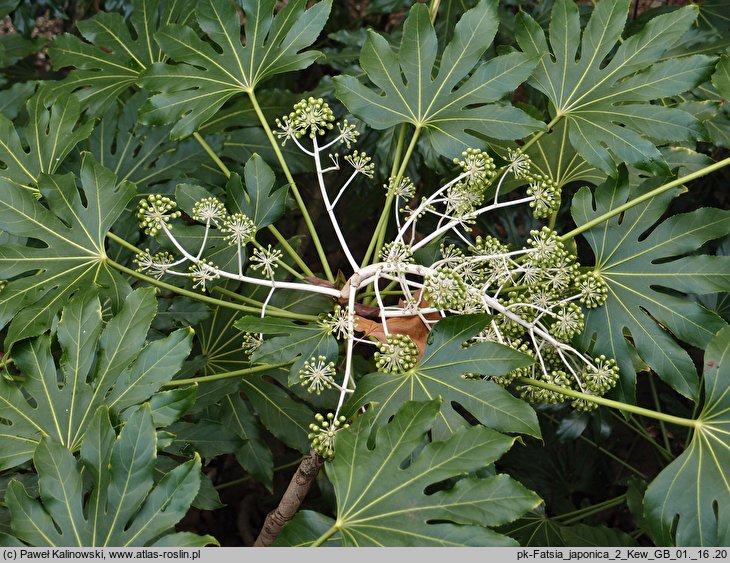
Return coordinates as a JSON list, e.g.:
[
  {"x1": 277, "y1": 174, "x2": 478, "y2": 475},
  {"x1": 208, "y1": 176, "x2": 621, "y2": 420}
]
[{"x1": 133, "y1": 97, "x2": 618, "y2": 456}]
